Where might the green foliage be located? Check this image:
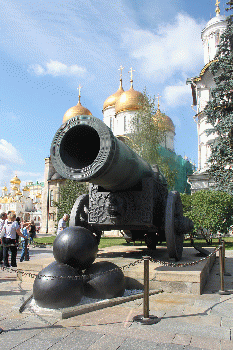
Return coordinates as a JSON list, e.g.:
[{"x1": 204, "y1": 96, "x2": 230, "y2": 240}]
[
  {"x1": 53, "y1": 180, "x2": 88, "y2": 223},
  {"x1": 129, "y1": 88, "x2": 178, "y2": 190},
  {"x1": 180, "y1": 190, "x2": 233, "y2": 235},
  {"x1": 204, "y1": 5, "x2": 233, "y2": 193},
  {"x1": 180, "y1": 193, "x2": 192, "y2": 216}
]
